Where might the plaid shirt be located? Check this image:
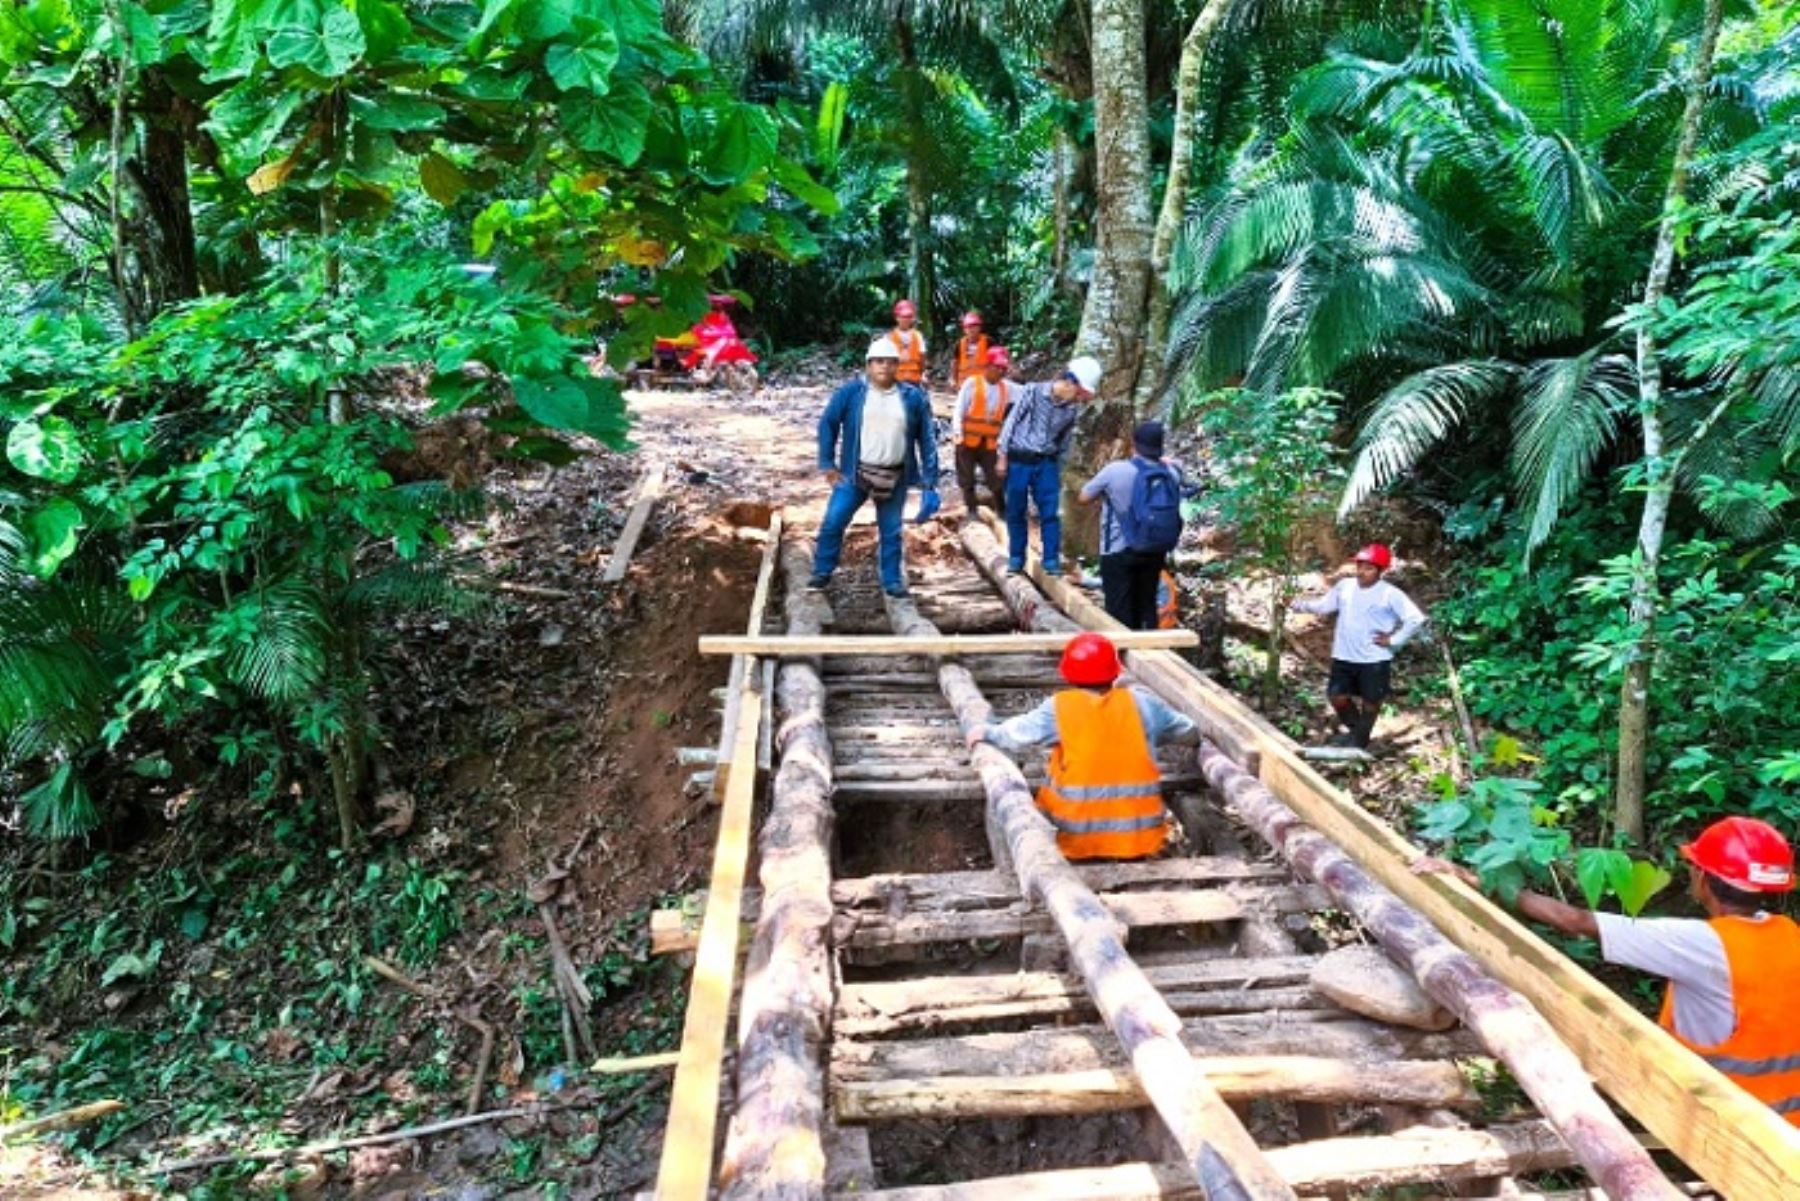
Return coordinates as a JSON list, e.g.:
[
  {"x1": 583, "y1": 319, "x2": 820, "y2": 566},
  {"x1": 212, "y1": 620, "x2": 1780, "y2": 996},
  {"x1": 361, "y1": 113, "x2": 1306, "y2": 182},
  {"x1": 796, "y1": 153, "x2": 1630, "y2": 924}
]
[{"x1": 996, "y1": 381, "x2": 1081, "y2": 459}]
